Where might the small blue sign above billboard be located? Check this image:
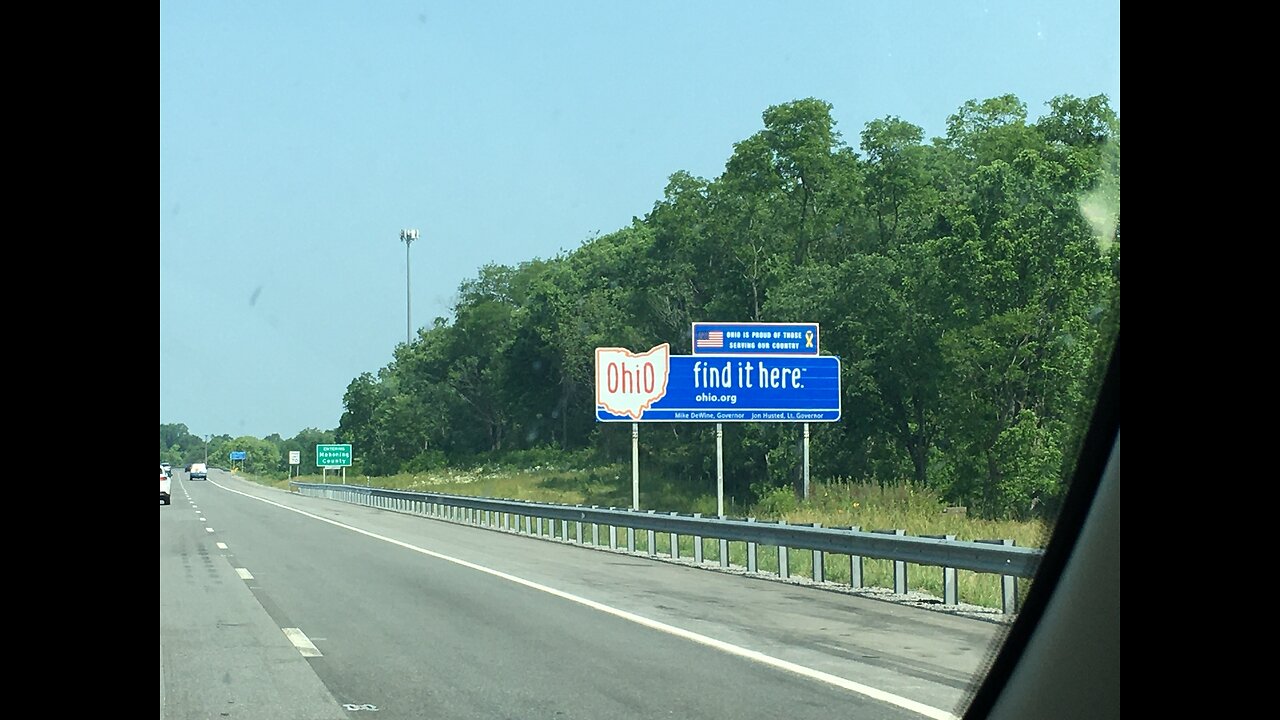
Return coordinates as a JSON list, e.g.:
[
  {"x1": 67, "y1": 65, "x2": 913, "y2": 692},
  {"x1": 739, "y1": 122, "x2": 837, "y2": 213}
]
[
  {"x1": 691, "y1": 322, "x2": 820, "y2": 356},
  {"x1": 595, "y1": 348, "x2": 840, "y2": 423}
]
